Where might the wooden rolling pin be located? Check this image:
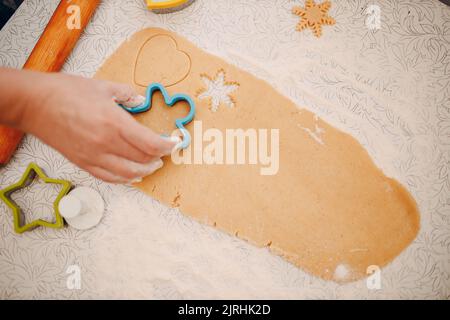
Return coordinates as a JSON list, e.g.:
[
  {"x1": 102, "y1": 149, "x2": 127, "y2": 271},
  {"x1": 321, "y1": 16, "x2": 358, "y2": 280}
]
[{"x1": 0, "y1": 0, "x2": 101, "y2": 165}]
